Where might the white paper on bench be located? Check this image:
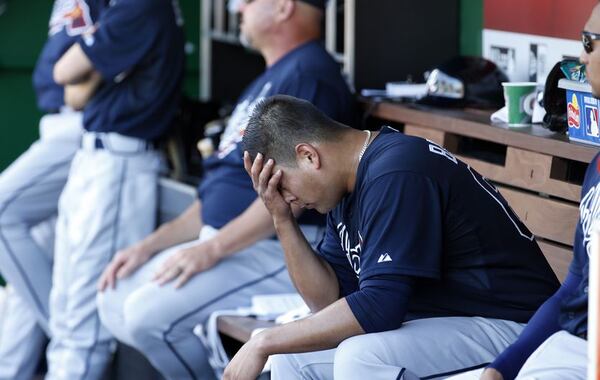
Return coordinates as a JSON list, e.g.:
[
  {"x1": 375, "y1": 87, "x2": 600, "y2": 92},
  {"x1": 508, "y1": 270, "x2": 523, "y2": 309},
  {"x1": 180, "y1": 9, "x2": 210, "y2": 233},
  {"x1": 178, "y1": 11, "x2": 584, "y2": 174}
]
[{"x1": 193, "y1": 293, "x2": 310, "y2": 376}]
